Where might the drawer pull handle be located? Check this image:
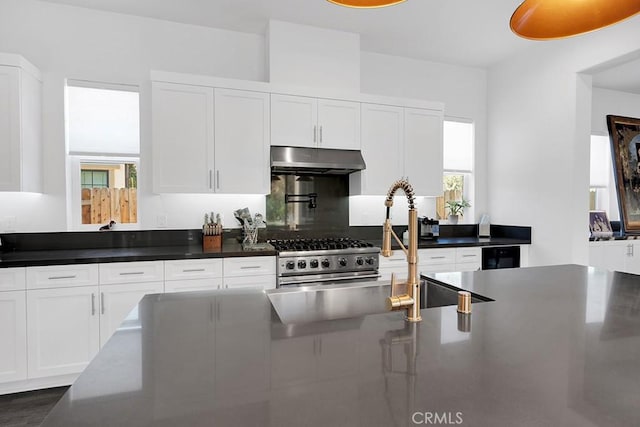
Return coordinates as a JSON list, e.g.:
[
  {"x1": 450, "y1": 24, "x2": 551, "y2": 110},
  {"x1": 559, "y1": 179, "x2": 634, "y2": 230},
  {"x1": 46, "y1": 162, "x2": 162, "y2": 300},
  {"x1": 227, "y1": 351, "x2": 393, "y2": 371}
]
[
  {"x1": 462, "y1": 255, "x2": 477, "y2": 258},
  {"x1": 240, "y1": 266, "x2": 262, "y2": 270},
  {"x1": 101, "y1": 292, "x2": 105, "y2": 315},
  {"x1": 48, "y1": 275, "x2": 77, "y2": 280},
  {"x1": 119, "y1": 272, "x2": 145, "y2": 276},
  {"x1": 183, "y1": 268, "x2": 206, "y2": 272},
  {"x1": 91, "y1": 293, "x2": 96, "y2": 316},
  {"x1": 430, "y1": 256, "x2": 447, "y2": 259}
]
